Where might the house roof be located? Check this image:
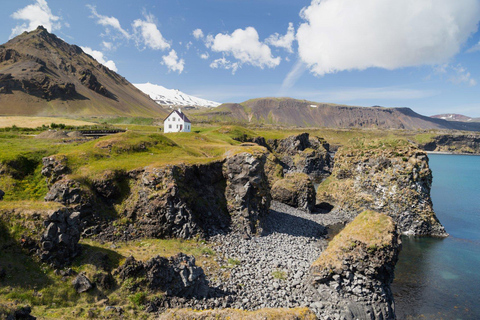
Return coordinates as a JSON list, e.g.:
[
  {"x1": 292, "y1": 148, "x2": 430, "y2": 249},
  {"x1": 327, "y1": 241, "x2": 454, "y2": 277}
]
[{"x1": 164, "y1": 110, "x2": 191, "y2": 123}]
